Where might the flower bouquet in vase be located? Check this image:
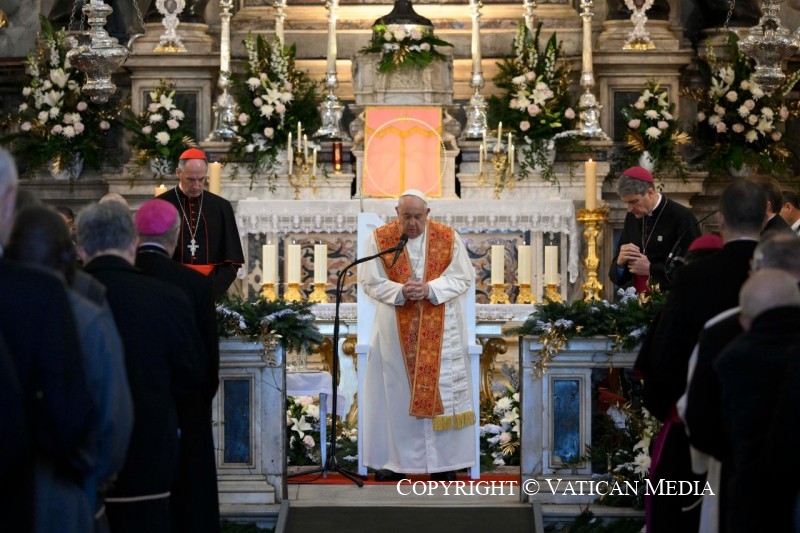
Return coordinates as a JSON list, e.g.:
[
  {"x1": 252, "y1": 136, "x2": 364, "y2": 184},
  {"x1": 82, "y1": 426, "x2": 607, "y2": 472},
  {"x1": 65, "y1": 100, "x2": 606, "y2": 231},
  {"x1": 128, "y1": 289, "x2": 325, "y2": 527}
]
[
  {"x1": 685, "y1": 33, "x2": 800, "y2": 178},
  {"x1": 487, "y1": 22, "x2": 577, "y2": 187},
  {"x1": 121, "y1": 79, "x2": 196, "y2": 182},
  {"x1": 0, "y1": 17, "x2": 118, "y2": 181},
  {"x1": 227, "y1": 34, "x2": 320, "y2": 190},
  {"x1": 619, "y1": 81, "x2": 690, "y2": 183}
]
